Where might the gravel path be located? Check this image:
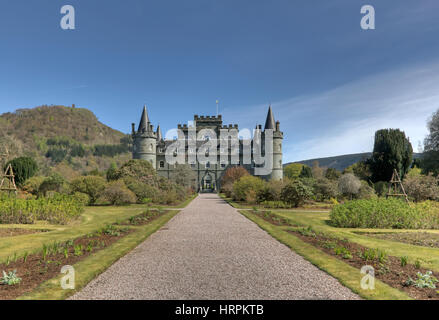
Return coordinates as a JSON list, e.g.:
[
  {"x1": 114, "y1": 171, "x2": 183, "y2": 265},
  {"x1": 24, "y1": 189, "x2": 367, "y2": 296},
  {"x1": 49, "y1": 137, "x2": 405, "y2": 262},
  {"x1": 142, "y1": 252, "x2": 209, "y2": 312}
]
[{"x1": 71, "y1": 194, "x2": 359, "y2": 300}]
